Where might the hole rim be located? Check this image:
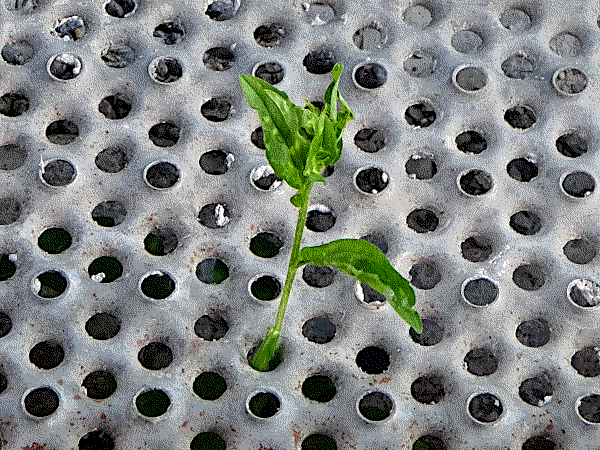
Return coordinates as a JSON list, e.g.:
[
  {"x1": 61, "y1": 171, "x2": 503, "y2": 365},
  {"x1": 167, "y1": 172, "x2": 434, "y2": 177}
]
[
  {"x1": 147, "y1": 55, "x2": 184, "y2": 85},
  {"x1": 456, "y1": 168, "x2": 494, "y2": 198},
  {"x1": 21, "y1": 385, "x2": 61, "y2": 420},
  {"x1": 138, "y1": 270, "x2": 177, "y2": 302},
  {"x1": 245, "y1": 389, "x2": 283, "y2": 420},
  {"x1": 465, "y1": 391, "x2": 505, "y2": 425},
  {"x1": 30, "y1": 269, "x2": 69, "y2": 301},
  {"x1": 575, "y1": 392, "x2": 600, "y2": 425},
  {"x1": 355, "y1": 389, "x2": 396, "y2": 424},
  {"x1": 460, "y1": 275, "x2": 500, "y2": 308},
  {"x1": 352, "y1": 165, "x2": 390, "y2": 196},
  {"x1": 559, "y1": 170, "x2": 595, "y2": 201},
  {"x1": 248, "y1": 272, "x2": 282, "y2": 302},
  {"x1": 46, "y1": 53, "x2": 83, "y2": 82},
  {"x1": 552, "y1": 66, "x2": 588, "y2": 97},
  {"x1": 566, "y1": 278, "x2": 600, "y2": 313},
  {"x1": 132, "y1": 387, "x2": 173, "y2": 422},
  {"x1": 451, "y1": 64, "x2": 489, "y2": 94},
  {"x1": 38, "y1": 157, "x2": 78, "y2": 188},
  {"x1": 142, "y1": 160, "x2": 182, "y2": 191}
]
